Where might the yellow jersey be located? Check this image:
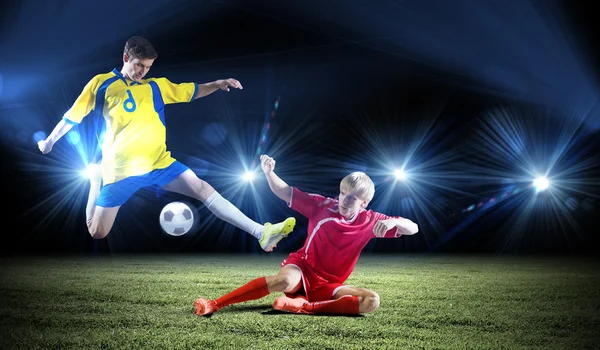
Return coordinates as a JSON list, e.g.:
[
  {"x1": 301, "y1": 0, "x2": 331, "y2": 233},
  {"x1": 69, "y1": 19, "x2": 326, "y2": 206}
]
[{"x1": 63, "y1": 69, "x2": 198, "y2": 185}]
